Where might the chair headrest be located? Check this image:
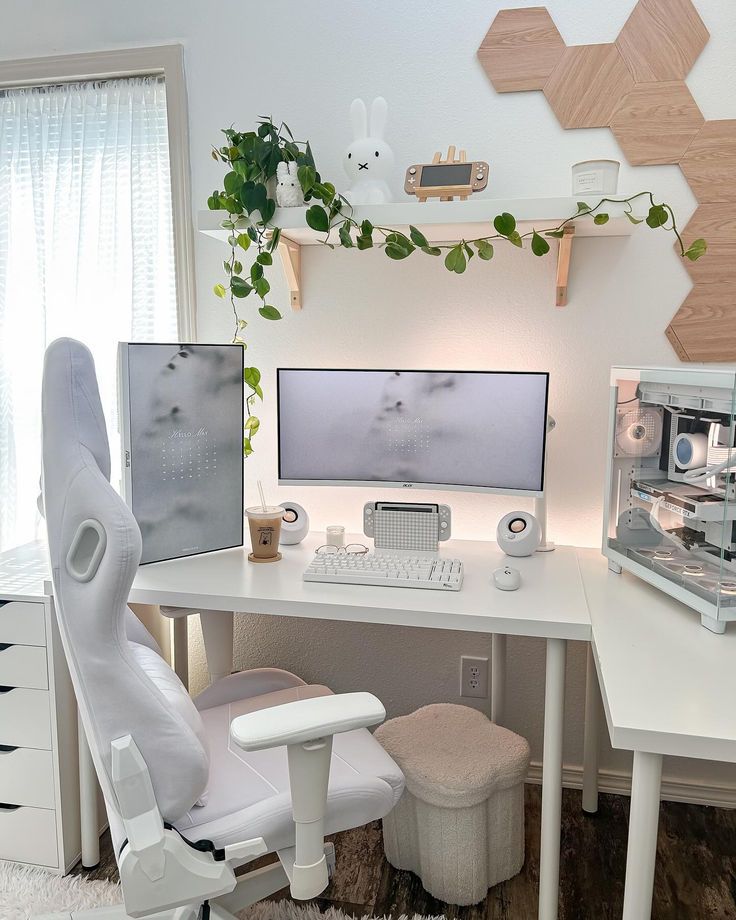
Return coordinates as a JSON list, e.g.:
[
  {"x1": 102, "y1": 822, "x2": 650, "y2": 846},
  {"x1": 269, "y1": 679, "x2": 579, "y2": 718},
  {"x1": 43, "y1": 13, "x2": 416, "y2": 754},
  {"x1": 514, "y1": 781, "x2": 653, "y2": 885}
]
[{"x1": 43, "y1": 337, "x2": 111, "y2": 482}]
